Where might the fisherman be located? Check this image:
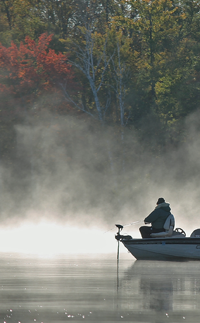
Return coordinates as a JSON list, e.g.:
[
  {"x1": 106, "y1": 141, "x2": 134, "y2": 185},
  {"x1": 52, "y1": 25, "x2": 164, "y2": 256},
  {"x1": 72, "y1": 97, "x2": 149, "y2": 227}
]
[{"x1": 139, "y1": 198, "x2": 172, "y2": 238}]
